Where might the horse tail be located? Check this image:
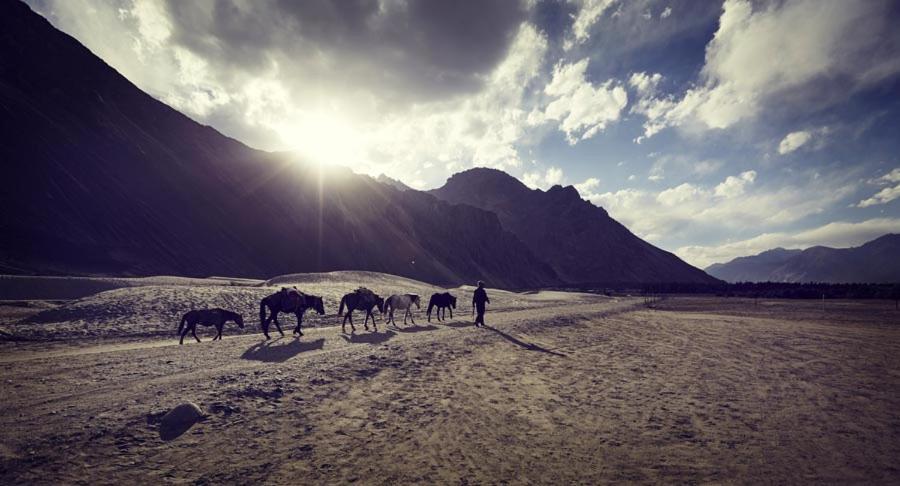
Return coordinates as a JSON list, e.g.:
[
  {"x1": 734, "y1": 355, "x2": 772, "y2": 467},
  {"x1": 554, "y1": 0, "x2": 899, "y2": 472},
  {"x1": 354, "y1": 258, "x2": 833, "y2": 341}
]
[
  {"x1": 178, "y1": 314, "x2": 188, "y2": 334},
  {"x1": 426, "y1": 299, "x2": 435, "y2": 316},
  {"x1": 338, "y1": 296, "x2": 346, "y2": 317},
  {"x1": 383, "y1": 297, "x2": 392, "y2": 315},
  {"x1": 259, "y1": 298, "x2": 267, "y2": 326}
]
